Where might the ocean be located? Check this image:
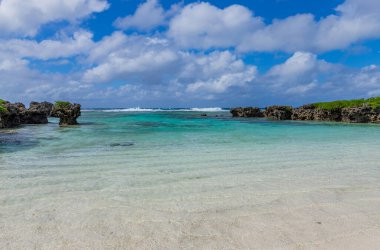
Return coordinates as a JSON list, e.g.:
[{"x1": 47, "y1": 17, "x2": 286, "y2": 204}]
[{"x1": 1, "y1": 109, "x2": 380, "y2": 249}]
